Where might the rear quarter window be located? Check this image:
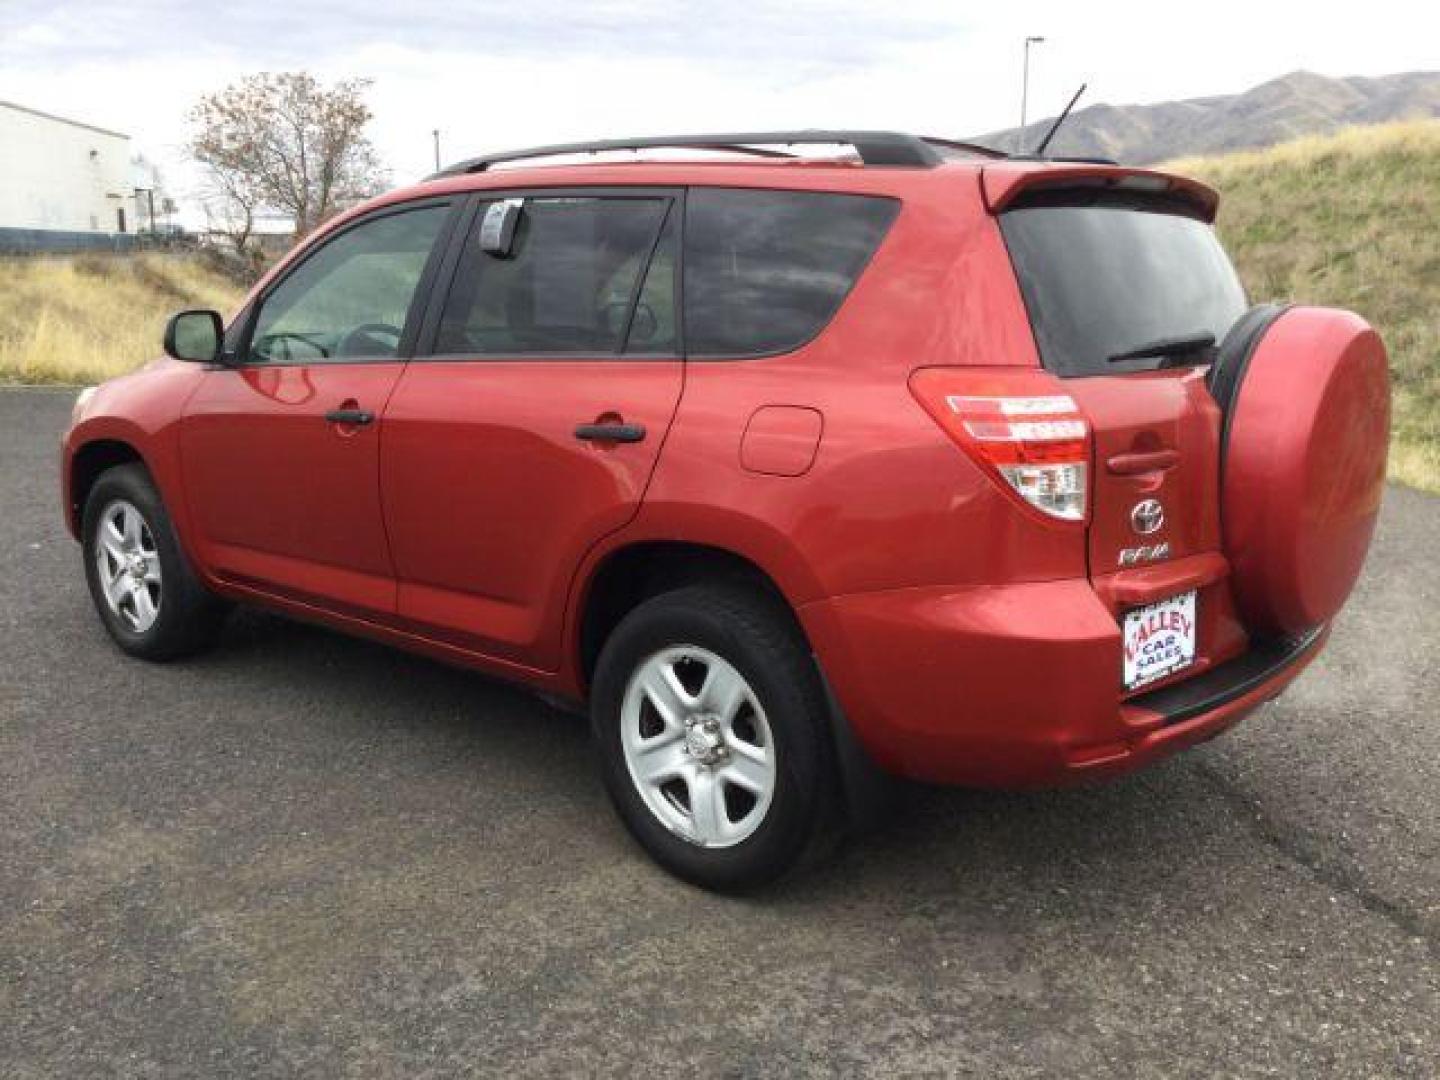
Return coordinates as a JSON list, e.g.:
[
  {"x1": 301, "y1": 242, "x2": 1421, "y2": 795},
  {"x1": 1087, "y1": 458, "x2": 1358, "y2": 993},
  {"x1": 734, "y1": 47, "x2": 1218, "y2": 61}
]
[
  {"x1": 684, "y1": 188, "x2": 898, "y2": 357},
  {"x1": 999, "y1": 194, "x2": 1247, "y2": 377}
]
